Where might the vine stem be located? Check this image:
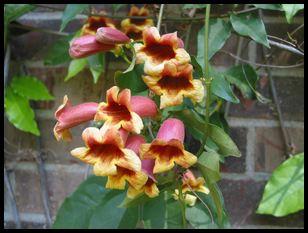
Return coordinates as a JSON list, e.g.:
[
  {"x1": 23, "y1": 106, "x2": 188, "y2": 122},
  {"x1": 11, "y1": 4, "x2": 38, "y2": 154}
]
[
  {"x1": 156, "y1": 4, "x2": 165, "y2": 33},
  {"x1": 177, "y1": 181, "x2": 187, "y2": 229},
  {"x1": 197, "y1": 4, "x2": 211, "y2": 157}
]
